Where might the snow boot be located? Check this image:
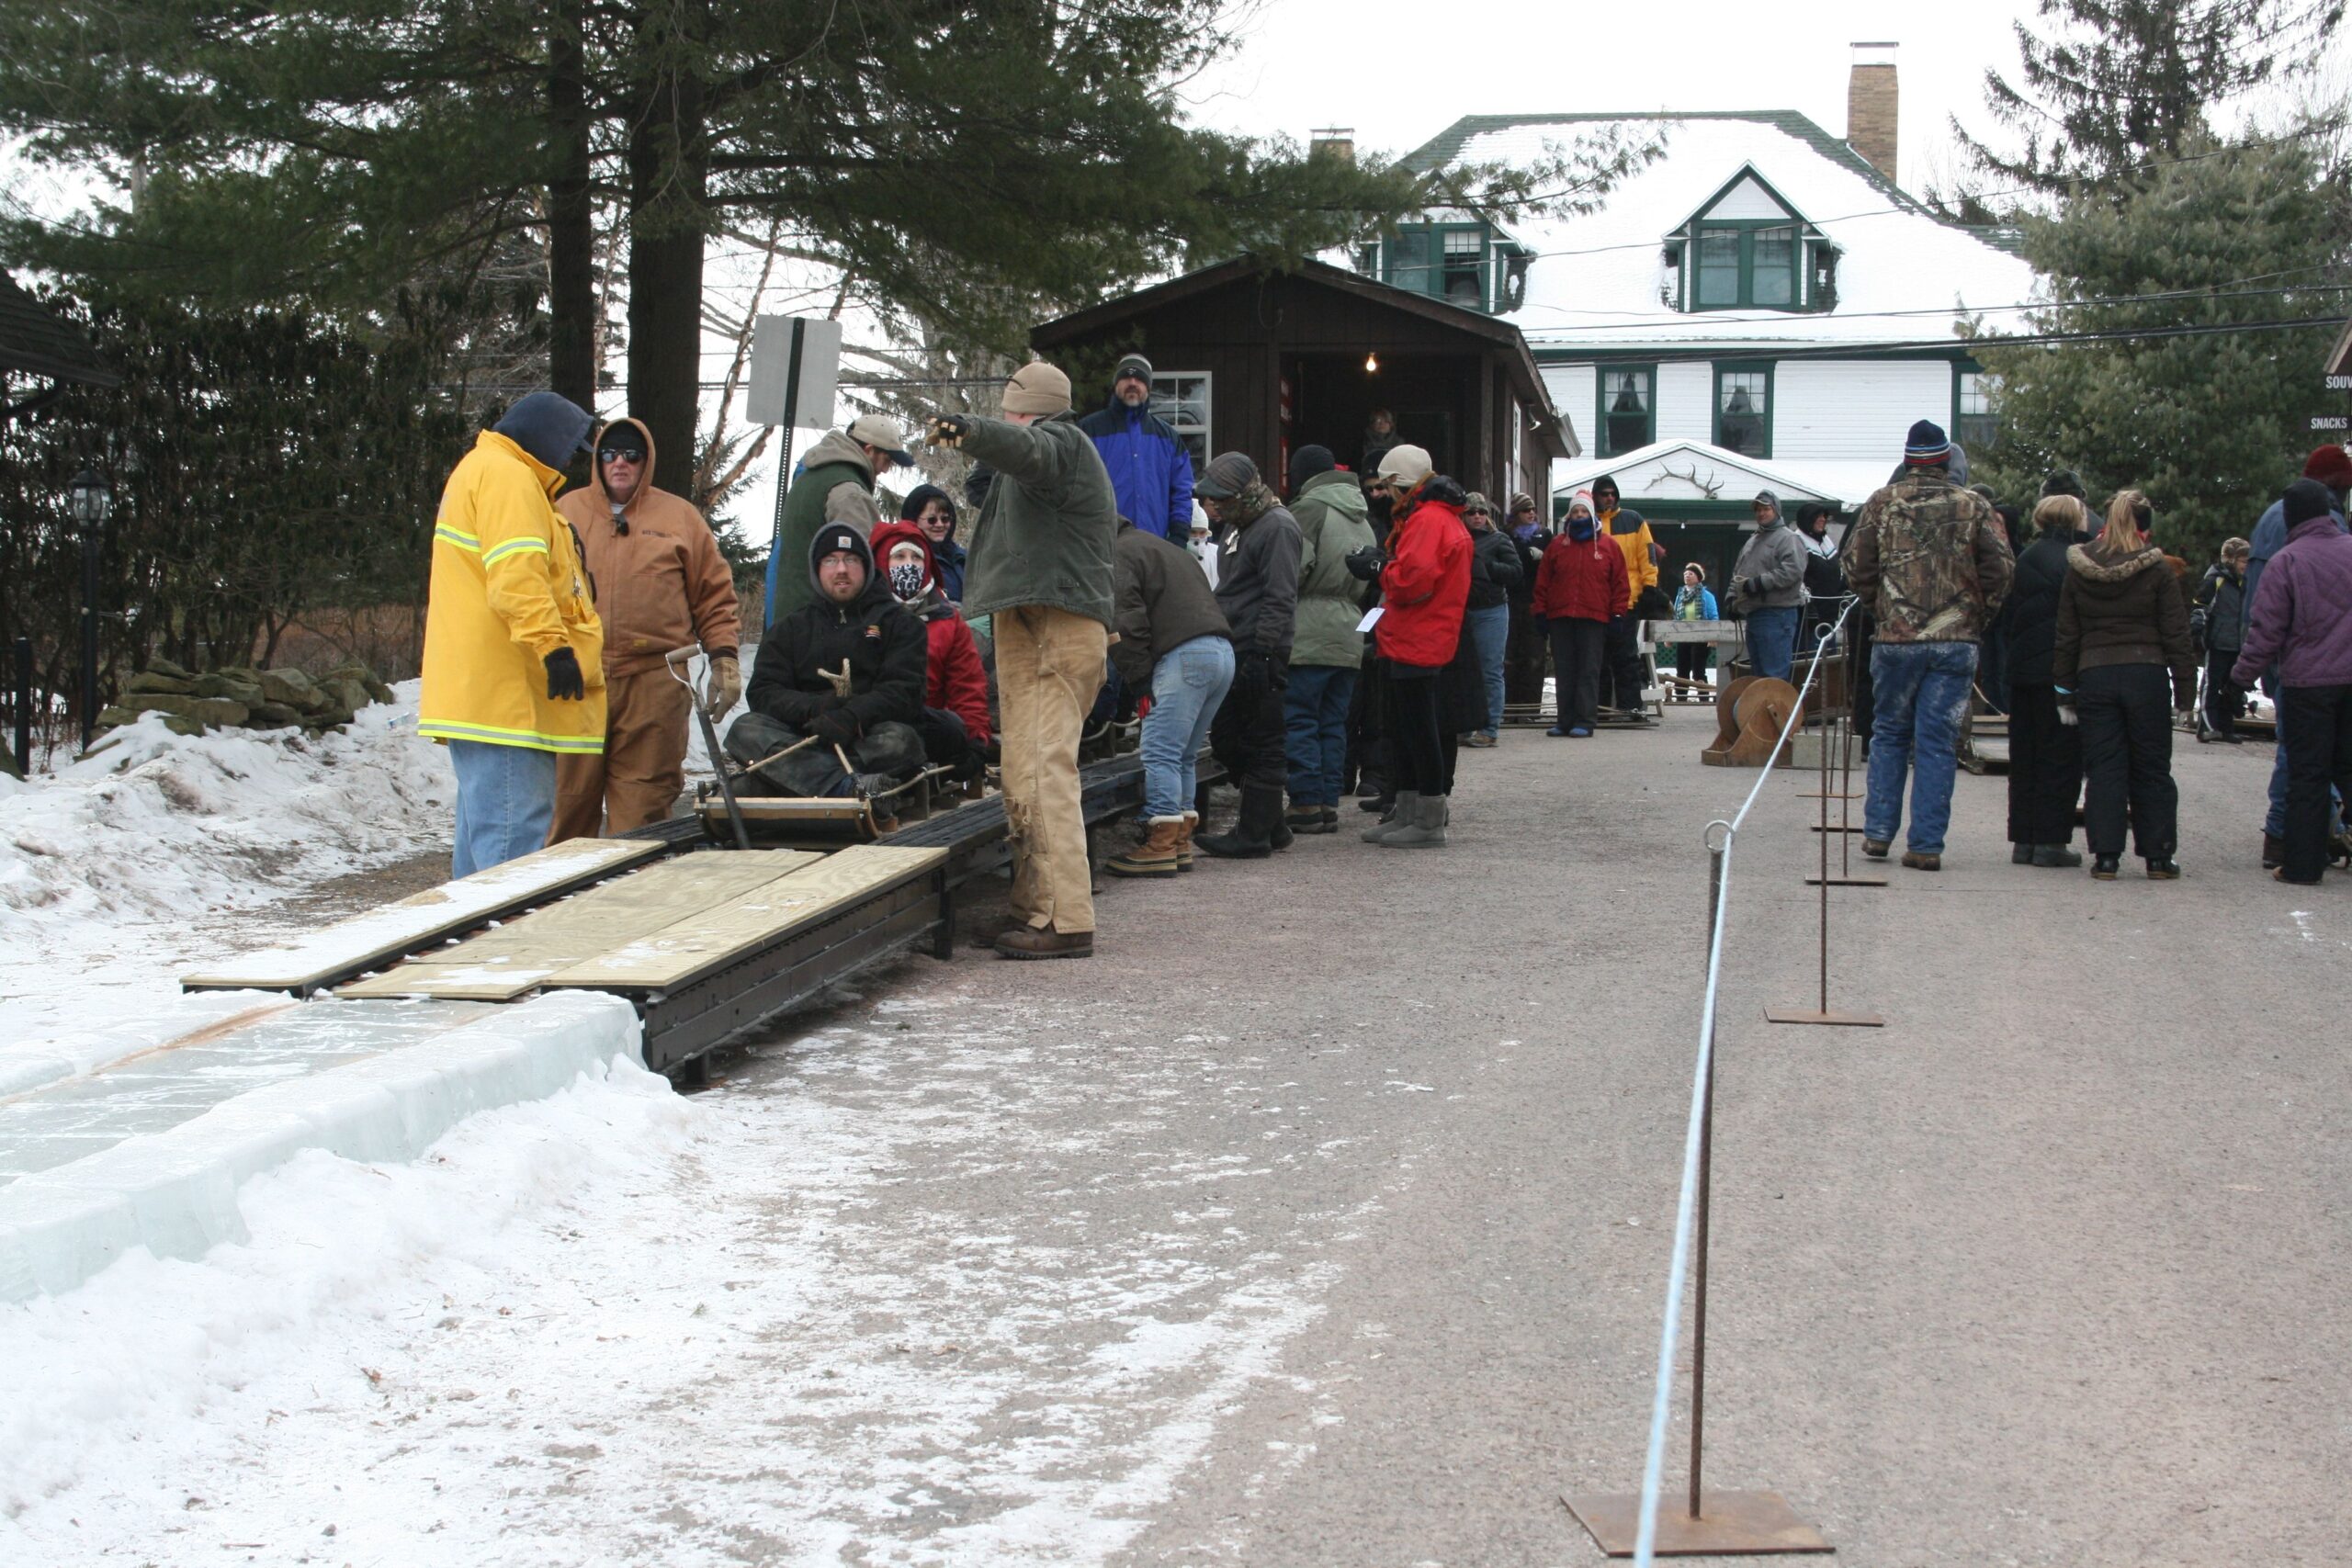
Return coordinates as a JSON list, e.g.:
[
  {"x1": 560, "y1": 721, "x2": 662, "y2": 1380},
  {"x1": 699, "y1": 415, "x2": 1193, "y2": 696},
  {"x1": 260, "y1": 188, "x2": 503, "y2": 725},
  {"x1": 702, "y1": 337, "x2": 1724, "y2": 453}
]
[
  {"x1": 1106, "y1": 816, "x2": 1184, "y2": 878},
  {"x1": 1286, "y1": 803, "x2": 1334, "y2": 835},
  {"x1": 1195, "y1": 785, "x2": 1282, "y2": 860},
  {"x1": 1362, "y1": 790, "x2": 1419, "y2": 842},
  {"x1": 1378, "y1": 793, "x2": 1449, "y2": 849},
  {"x1": 1176, "y1": 811, "x2": 1198, "y2": 873},
  {"x1": 2031, "y1": 843, "x2": 2083, "y2": 868}
]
